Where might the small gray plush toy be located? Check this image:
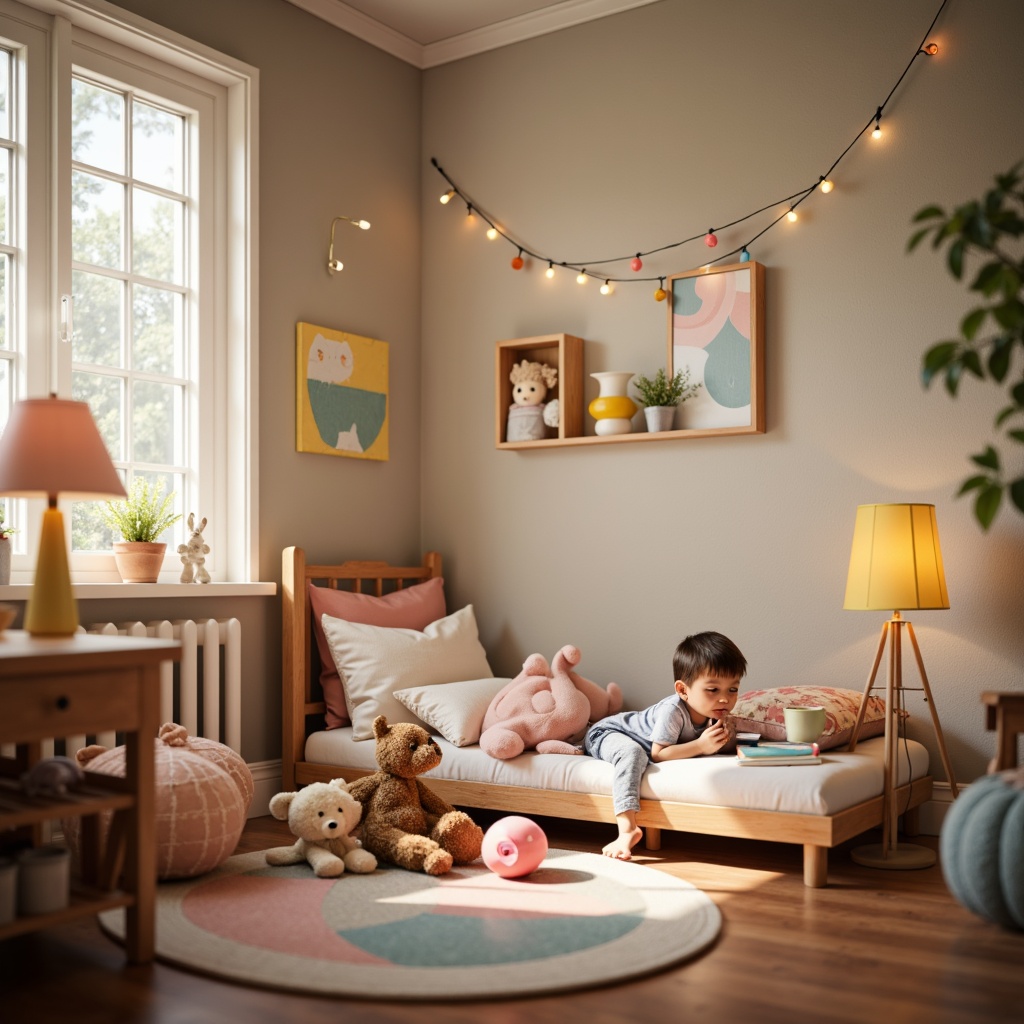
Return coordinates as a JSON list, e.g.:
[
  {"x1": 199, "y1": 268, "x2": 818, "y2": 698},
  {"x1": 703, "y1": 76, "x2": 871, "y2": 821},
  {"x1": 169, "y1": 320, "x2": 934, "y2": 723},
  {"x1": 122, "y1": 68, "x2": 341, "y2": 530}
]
[{"x1": 21, "y1": 755, "x2": 84, "y2": 798}]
